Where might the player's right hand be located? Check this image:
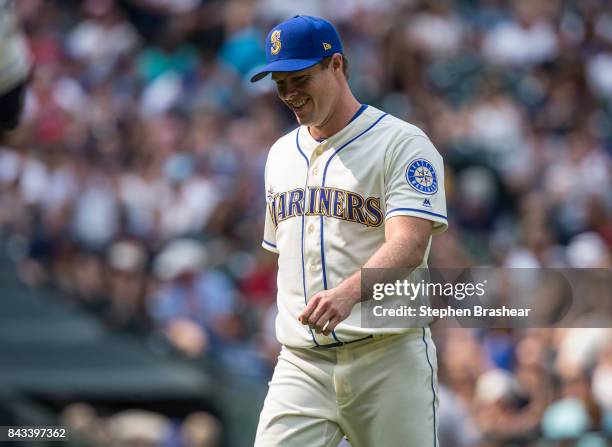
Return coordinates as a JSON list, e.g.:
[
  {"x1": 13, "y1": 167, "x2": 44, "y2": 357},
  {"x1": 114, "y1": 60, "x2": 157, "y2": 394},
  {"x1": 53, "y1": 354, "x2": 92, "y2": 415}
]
[{"x1": 298, "y1": 282, "x2": 360, "y2": 335}]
